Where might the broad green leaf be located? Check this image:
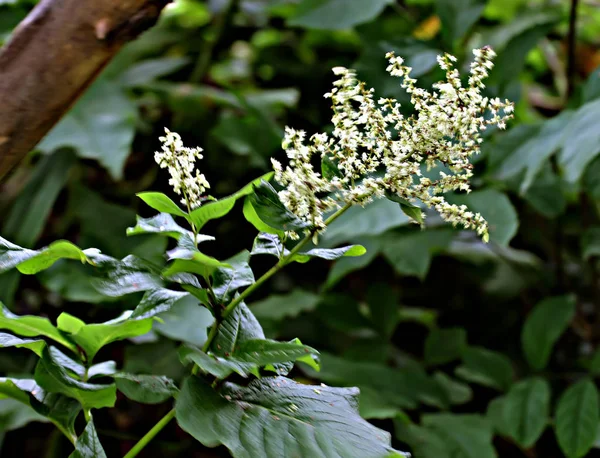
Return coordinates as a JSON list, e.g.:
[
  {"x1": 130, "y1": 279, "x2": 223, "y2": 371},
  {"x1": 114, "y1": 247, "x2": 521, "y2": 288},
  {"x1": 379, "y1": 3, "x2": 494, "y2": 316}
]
[
  {"x1": 233, "y1": 339, "x2": 319, "y2": 370},
  {"x1": 381, "y1": 229, "x2": 454, "y2": 279},
  {"x1": 436, "y1": 0, "x2": 485, "y2": 44},
  {"x1": 180, "y1": 346, "x2": 258, "y2": 379},
  {"x1": 424, "y1": 328, "x2": 467, "y2": 366},
  {"x1": 131, "y1": 288, "x2": 189, "y2": 320},
  {"x1": 398, "y1": 413, "x2": 496, "y2": 458},
  {"x1": 322, "y1": 199, "x2": 409, "y2": 244},
  {"x1": 522, "y1": 295, "x2": 576, "y2": 370},
  {"x1": 0, "y1": 304, "x2": 77, "y2": 352},
  {"x1": 247, "y1": 180, "x2": 313, "y2": 232},
  {"x1": 555, "y1": 379, "x2": 599, "y2": 458},
  {"x1": 523, "y1": 163, "x2": 567, "y2": 218},
  {"x1": 0, "y1": 237, "x2": 89, "y2": 275},
  {"x1": 559, "y1": 99, "x2": 600, "y2": 183},
  {"x1": 449, "y1": 190, "x2": 518, "y2": 246},
  {"x1": 189, "y1": 172, "x2": 275, "y2": 230},
  {"x1": 250, "y1": 290, "x2": 320, "y2": 321},
  {"x1": 126, "y1": 213, "x2": 191, "y2": 239},
  {"x1": 69, "y1": 417, "x2": 107, "y2": 458},
  {"x1": 119, "y1": 56, "x2": 190, "y2": 87},
  {"x1": 34, "y1": 347, "x2": 116, "y2": 410},
  {"x1": 0, "y1": 378, "x2": 39, "y2": 404},
  {"x1": 494, "y1": 113, "x2": 571, "y2": 193},
  {"x1": 176, "y1": 375, "x2": 404, "y2": 458},
  {"x1": 0, "y1": 398, "x2": 48, "y2": 433},
  {"x1": 90, "y1": 254, "x2": 164, "y2": 297},
  {"x1": 503, "y1": 377, "x2": 551, "y2": 447},
  {"x1": 56, "y1": 312, "x2": 153, "y2": 361},
  {"x1": 163, "y1": 233, "x2": 230, "y2": 279},
  {"x1": 211, "y1": 303, "x2": 265, "y2": 356},
  {"x1": 0, "y1": 332, "x2": 45, "y2": 356},
  {"x1": 123, "y1": 340, "x2": 186, "y2": 381},
  {"x1": 251, "y1": 233, "x2": 287, "y2": 258},
  {"x1": 455, "y1": 346, "x2": 513, "y2": 391},
  {"x1": 212, "y1": 251, "x2": 254, "y2": 304},
  {"x1": 288, "y1": 0, "x2": 393, "y2": 30},
  {"x1": 136, "y1": 192, "x2": 188, "y2": 217},
  {"x1": 243, "y1": 198, "x2": 285, "y2": 236},
  {"x1": 312, "y1": 353, "x2": 444, "y2": 410},
  {"x1": 38, "y1": 76, "x2": 137, "y2": 180},
  {"x1": 155, "y1": 296, "x2": 214, "y2": 347},
  {"x1": 433, "y1": 372, "x2": 473, "y2": 406},
  {"x1": 291, "y1": 245, "x2": 366, "y2": 263},
  {"x1": 114, "y1": 373, "x2": 178, "y2": 404}
]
